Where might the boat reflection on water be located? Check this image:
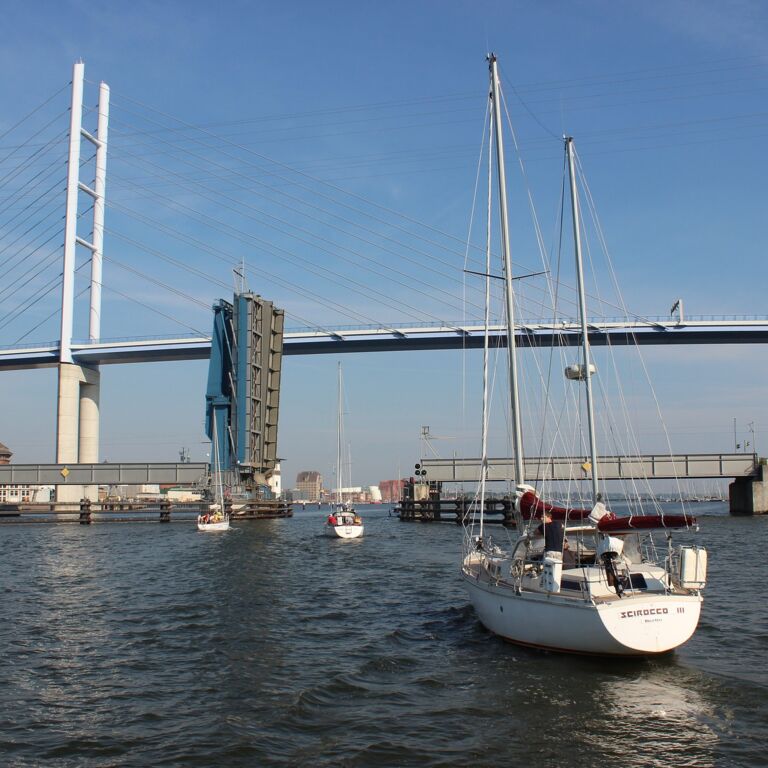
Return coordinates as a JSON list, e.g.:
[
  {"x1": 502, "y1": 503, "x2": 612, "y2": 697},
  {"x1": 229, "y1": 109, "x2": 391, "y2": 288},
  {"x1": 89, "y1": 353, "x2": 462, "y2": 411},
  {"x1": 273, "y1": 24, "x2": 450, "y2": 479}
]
[
  {"x1": 475, "y1": 658, "x2": 724, "y2": 767},
  {"x1": 586, "y1": 670, "x2": 719, "y2": 767}
]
